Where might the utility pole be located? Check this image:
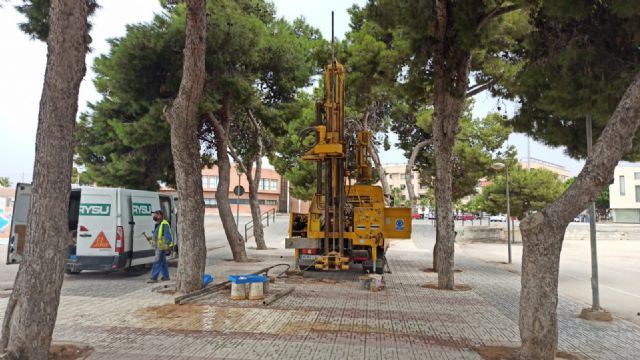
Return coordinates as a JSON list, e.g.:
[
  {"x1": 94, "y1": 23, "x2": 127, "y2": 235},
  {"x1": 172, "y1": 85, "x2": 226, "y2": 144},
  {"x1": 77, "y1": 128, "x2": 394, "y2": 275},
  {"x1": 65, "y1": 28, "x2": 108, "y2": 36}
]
[
  {"x1": 527, "y1": 136, "x2": 531, "y2": 171},
  {"x1": 505, "y1": 165, "x2": 512, "y2": 264},
  {"x1": 491, "y1": 162, "x2": 511, "y2": 264},
  {"x1": 586, "y1": 115, "x2": 600, "y2": 310},
  {"x1": 579, "y1": 115, "x2": 610, "y2": 321}
]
